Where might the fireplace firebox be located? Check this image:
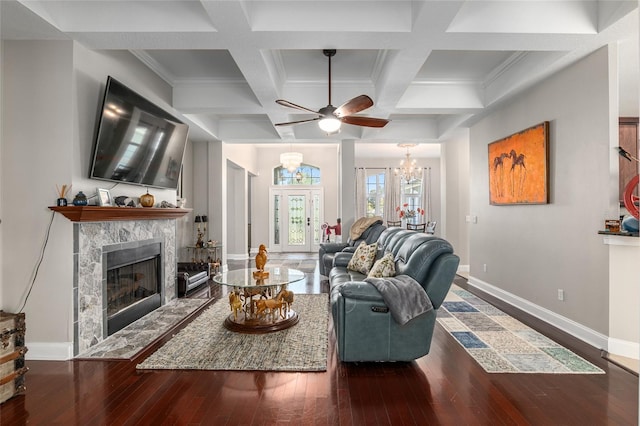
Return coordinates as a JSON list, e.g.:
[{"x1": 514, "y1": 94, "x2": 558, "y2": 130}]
[{"x1": 105, "y1": 242, "x2": 163, "y2": 335}]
